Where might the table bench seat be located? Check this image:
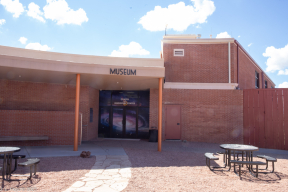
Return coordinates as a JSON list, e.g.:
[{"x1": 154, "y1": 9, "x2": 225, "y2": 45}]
[
  {"x1": 0, "y1": 136, "x2": 48, "y2": 141},
  {"x1": 257, "y1": 155, "x2": 277, "y2": 172},
  {"x1": 205, "y1": 153, "x2": 219, "y2": 170},
  {"x1": 230, "y1": 160, "x2": 266, "y2": 178},
  {"x1": 18, "y1": 158, "x2": 40, "y2": 179}
]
